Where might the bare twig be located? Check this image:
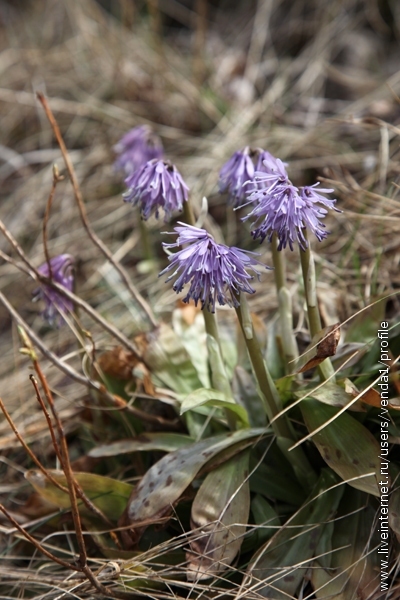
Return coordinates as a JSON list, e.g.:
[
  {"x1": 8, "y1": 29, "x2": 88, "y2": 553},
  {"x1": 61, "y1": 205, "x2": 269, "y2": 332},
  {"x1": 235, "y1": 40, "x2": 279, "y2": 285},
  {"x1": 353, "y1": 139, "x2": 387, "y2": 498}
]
[
  {"x1": 193, "y1": 0, "x2": 208, "y2": 86},
  {"x1": 0, "y1": 396, "x2": 68, "y2": 493},
  {"x1": 0, "y1": 503, "x2": 79, "y2": 570},
  {"x1": 30, "y1": 368, "x2": 116, "y2": 530},
  {"x1": 43, "y1": 164, "x2": 65, "y2": 280},
  {"x1": 36, "y1": 92, "x2": 158, "y2": 328},
  {"x1": 30, "y1": 363, "x2": 116, "y2": 596}
]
